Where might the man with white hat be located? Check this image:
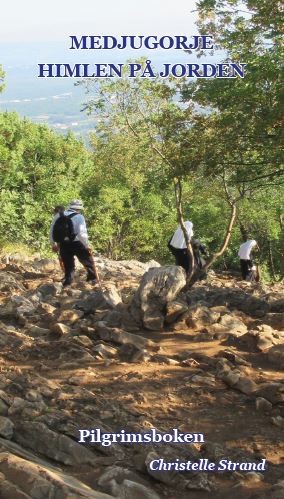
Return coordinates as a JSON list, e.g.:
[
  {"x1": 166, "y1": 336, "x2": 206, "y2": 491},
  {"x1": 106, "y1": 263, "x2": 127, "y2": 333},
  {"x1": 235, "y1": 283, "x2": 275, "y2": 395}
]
[
  {"x1": 238, "y1": 239, "x2": 258, "y2": 280},
  {"x1": 50, "y1": 200, "x2": 97, "y2": 286}
]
